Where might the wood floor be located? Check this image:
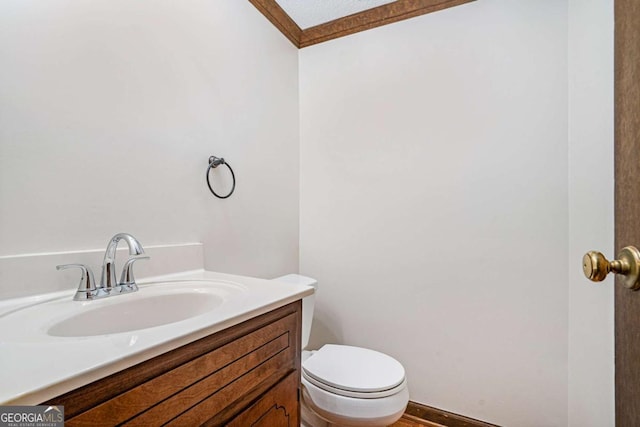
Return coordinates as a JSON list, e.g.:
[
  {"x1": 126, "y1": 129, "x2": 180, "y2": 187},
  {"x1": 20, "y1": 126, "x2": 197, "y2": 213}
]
[
  {"x1": 391, "y1": 401, "x2": 496, "y2": 427},
  {"x1": 391, "y1": 414, "x2": 447, "y2": 427}
]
